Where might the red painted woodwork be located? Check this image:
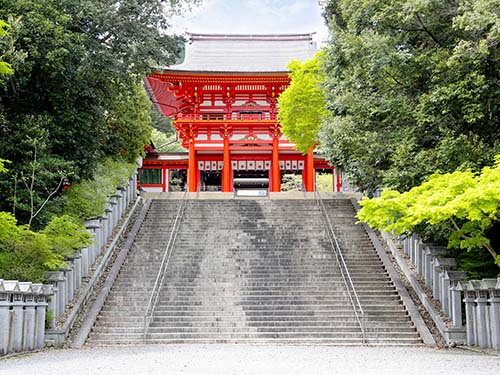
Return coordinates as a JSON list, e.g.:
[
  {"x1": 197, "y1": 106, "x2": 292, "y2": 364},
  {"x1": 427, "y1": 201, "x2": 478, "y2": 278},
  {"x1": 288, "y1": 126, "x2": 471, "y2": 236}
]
[{"x1": 142, "y1": 69, "x2": 341, "y2": 193}]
